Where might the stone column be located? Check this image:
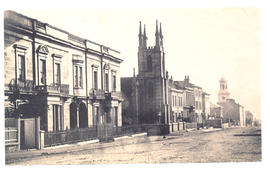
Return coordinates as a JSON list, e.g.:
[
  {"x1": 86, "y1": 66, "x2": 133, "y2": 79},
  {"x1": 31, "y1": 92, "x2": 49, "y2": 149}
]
[{"x1": 35, "y1": 116, "x2": 41, "y2": 149}]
